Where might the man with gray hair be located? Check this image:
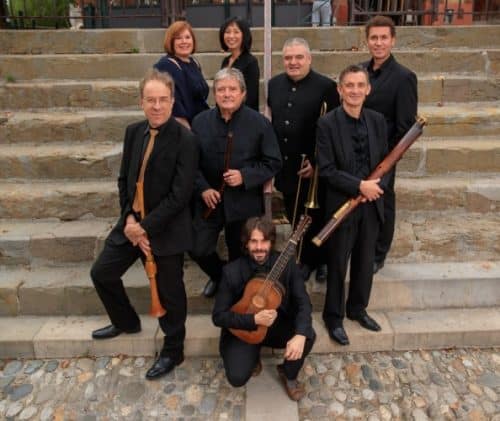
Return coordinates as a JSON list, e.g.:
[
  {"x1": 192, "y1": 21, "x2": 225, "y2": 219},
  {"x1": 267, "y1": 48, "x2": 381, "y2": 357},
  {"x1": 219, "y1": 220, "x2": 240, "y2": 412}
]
[
  {"x1": 190, "y1": 68, "x2": 282, "y2": 298},
  {"x1": 268, "y1": 37, "x2": 339, "y2": 282}
]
